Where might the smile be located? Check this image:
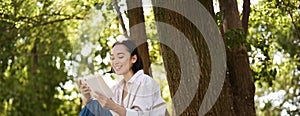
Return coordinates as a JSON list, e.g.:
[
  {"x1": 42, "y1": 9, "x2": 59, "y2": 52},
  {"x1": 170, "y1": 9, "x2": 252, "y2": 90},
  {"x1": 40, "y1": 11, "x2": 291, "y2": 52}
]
[{"x1": 114, "y1": 65, "x2": 122, "y2": 70}]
